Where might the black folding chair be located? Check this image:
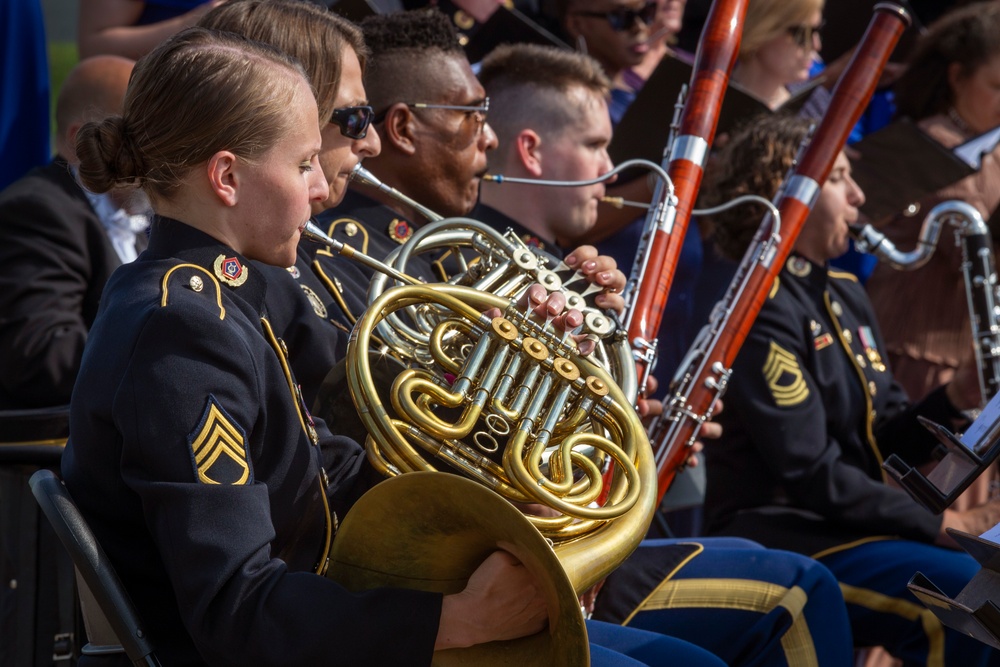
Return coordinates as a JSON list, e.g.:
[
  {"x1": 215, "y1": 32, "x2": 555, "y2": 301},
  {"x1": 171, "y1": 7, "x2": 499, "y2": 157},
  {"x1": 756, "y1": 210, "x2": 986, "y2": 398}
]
[
  {"x1": 28, "y1": 469, "x2": 161, "y2": 666},
  {"x1": 0, "y1": 407, "x2": 73, "y2": 666}
]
